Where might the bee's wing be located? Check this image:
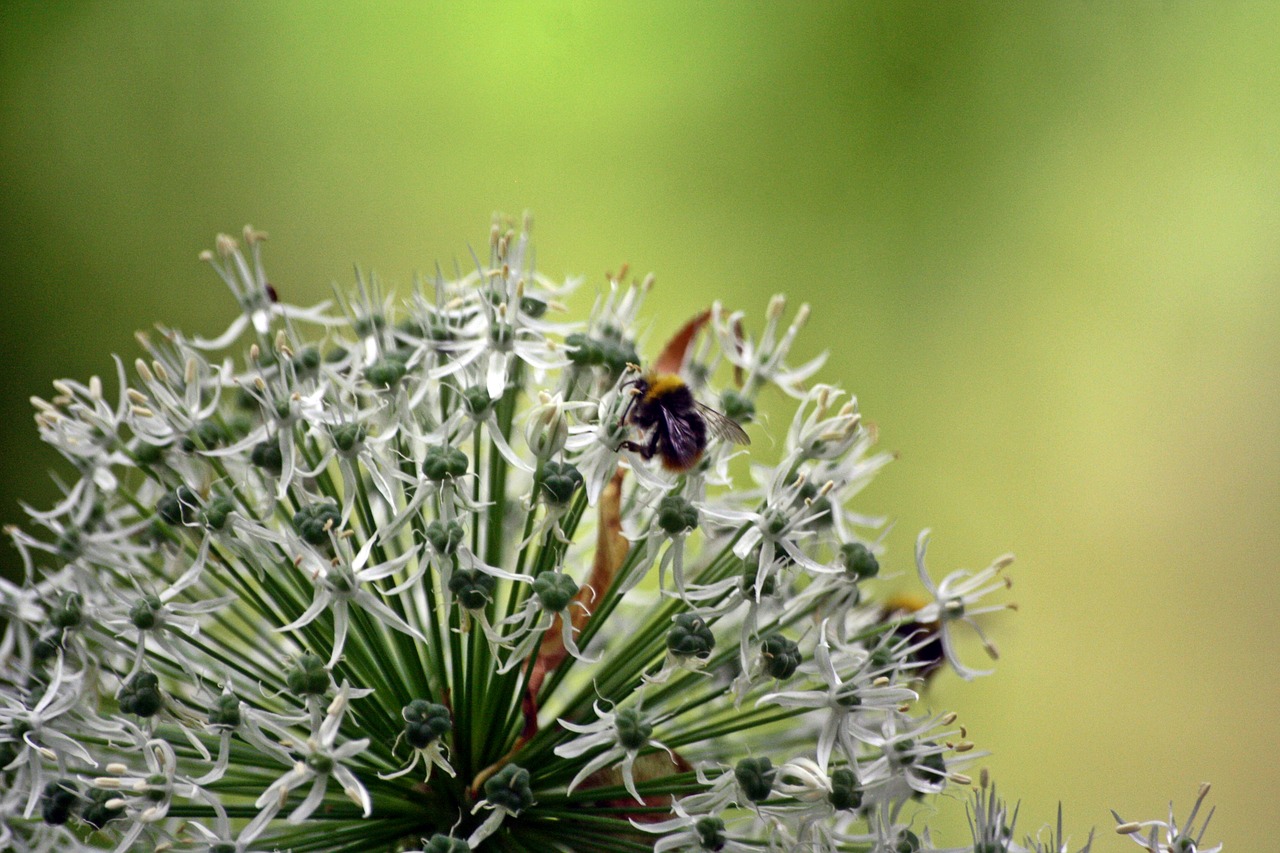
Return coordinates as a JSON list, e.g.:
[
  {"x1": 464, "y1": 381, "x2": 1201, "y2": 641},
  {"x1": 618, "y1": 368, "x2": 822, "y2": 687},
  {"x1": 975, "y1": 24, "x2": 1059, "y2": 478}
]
[
  {"x1": 658, "y1": 406, "x2": 706, "y2": 469},
  {"x1": 695, "y1": 401, "x2": 751, "y2": 446}
]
